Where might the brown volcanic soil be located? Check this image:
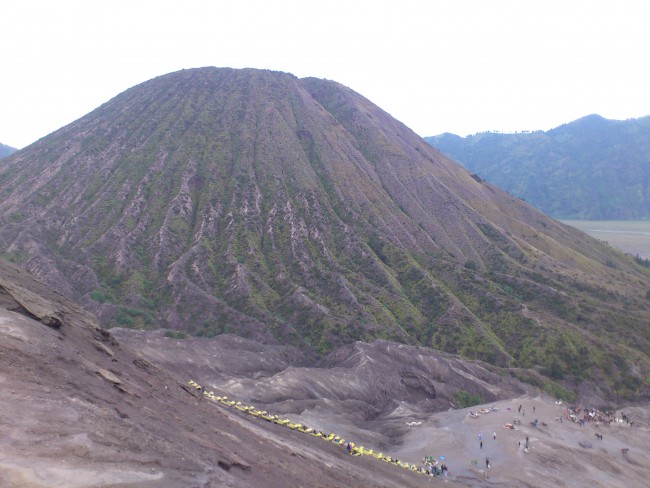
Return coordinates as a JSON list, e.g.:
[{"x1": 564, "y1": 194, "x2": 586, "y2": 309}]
[
  {"x1": 111, "y1": 330, "x2": 533, "y2": 448},
  {"x1": 2, "y1": 259, "x2": 650, "y2": 487},
  {"x1": 117, "y1": 330, "x2": 650, "y2": 488},
  {"x1": 0, "y1": 260, "x2": 431, "y2": 488}
]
